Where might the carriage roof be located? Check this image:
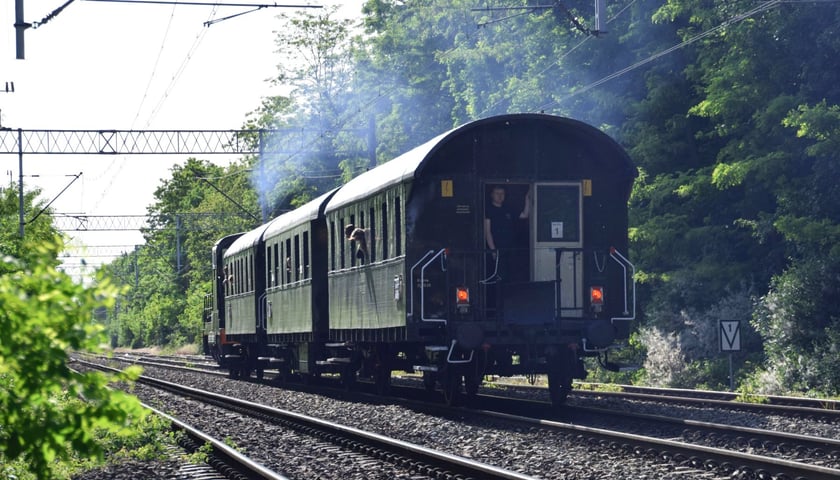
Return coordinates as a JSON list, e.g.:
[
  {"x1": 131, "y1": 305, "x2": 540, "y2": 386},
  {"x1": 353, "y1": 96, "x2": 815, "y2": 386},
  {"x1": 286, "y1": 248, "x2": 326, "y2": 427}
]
[{"x1": 325, "y1": 113, "x2": 635, "y2": 212}]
